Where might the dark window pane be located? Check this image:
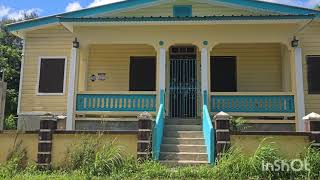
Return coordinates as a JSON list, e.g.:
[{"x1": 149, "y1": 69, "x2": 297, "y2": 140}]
[
  {"x1": 38, "y1": 58, "x2": 65, "y2": 93},
  {"x1": 129, "y1": 57, "x2": 156, "y2": 91},
  {"x1": 211, "y1": 56, "x2": 237, "y2": 92},
  {"x1": 307, "y1": 56, "x2": 320, "y2": 94}
]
